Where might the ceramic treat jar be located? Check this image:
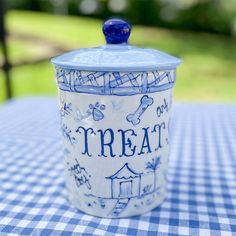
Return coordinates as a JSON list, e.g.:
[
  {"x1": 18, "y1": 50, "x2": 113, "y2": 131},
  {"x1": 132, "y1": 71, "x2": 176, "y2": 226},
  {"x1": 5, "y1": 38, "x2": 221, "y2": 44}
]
[{"x1": 51, "y1": 19, "x2": 181, "y2": 218}]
